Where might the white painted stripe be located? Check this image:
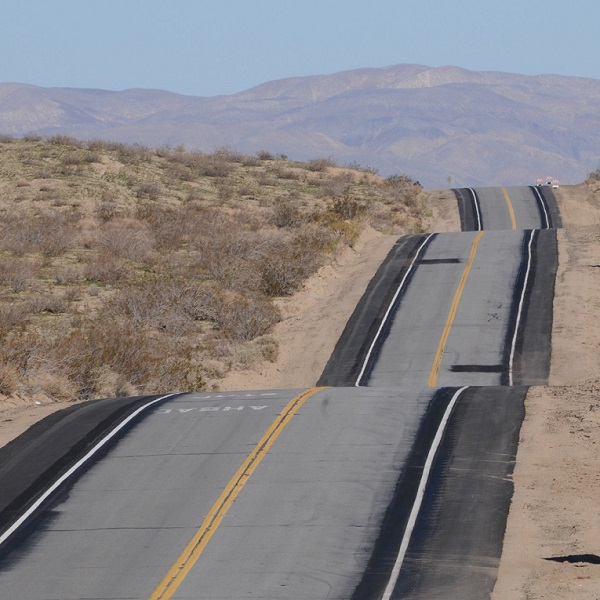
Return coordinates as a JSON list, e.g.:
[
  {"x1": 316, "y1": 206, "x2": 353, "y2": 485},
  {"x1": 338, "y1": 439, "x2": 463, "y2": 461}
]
[
  {"x1": 0, "y1": 393, "x2": 177, "y2": 547},
  {"x1": 355, "y1": 234, "x2": 435, "y2": 386},
  {"x1": 467, "y1": 187, "x2": 482, "y2": 231},
  {"x1": 508, "y1": 230, "x2": 535, "y2": 386},
  {"x1": 381, "y1": 386, "x2": 469, "y2": 600},
  {"x1": 531, "y1": 186, "x2": 550, "y2": 229}
]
